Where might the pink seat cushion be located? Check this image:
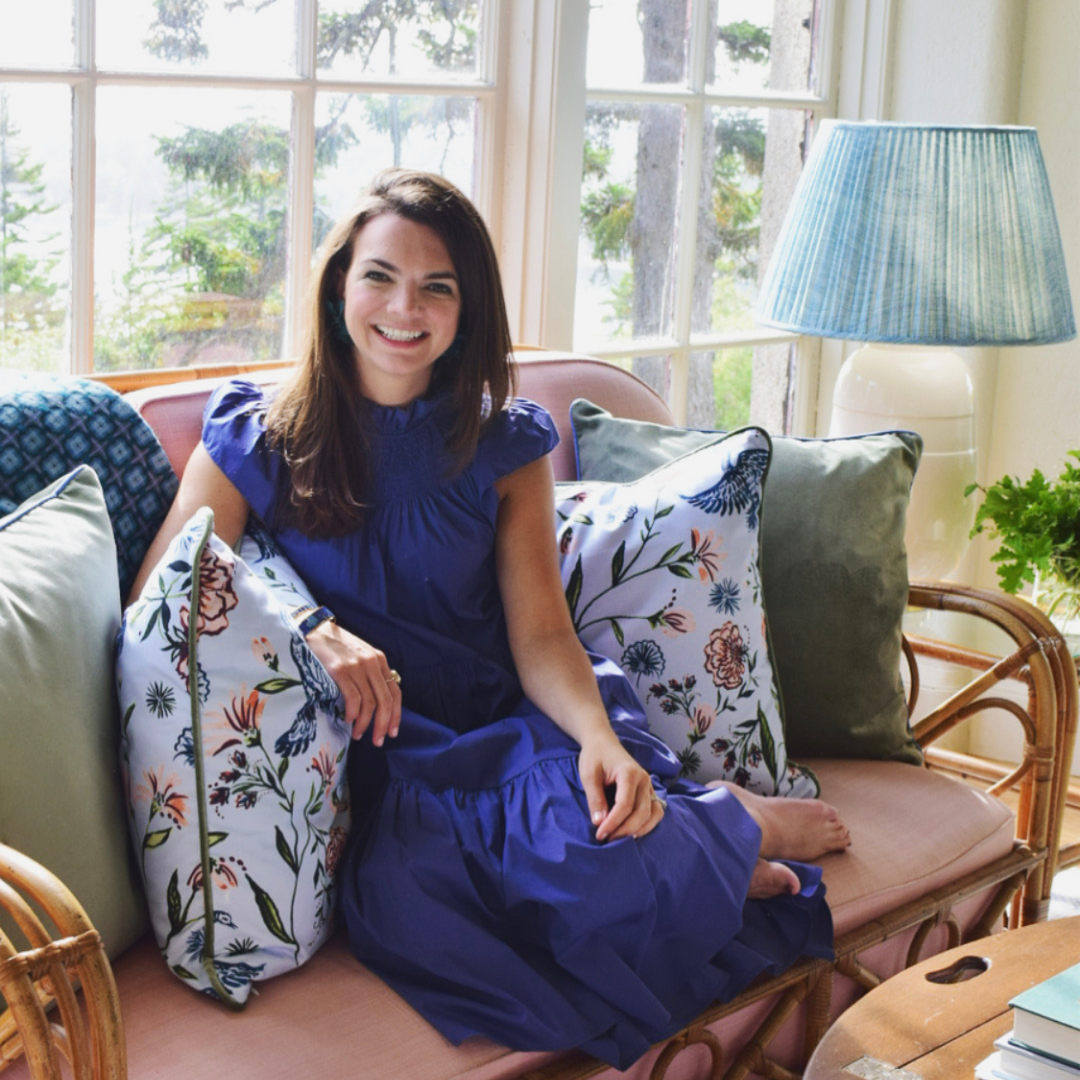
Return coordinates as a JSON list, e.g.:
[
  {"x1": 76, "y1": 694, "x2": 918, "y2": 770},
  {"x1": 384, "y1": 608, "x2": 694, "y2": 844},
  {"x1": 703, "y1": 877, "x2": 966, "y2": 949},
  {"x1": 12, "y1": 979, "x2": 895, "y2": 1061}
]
[
  {"x1": 807, "y1": 758, "x2": 1016, "y2": 933},
  {"x1": 88, "y1": 932, "x2": 543, "y2": 1080}
]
